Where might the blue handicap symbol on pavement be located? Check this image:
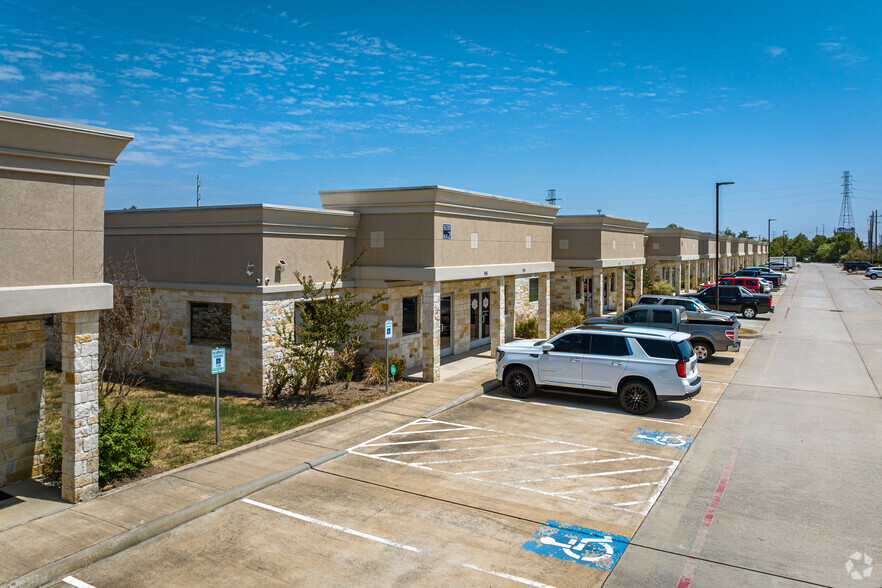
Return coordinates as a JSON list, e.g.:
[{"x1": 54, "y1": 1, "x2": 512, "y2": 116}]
[
  {"x1": 521, "y1": 520, "x2": 629, "y2": 569},
  {"x1": 628, "y1": 427, "x2": 694, "y2": 449}
]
